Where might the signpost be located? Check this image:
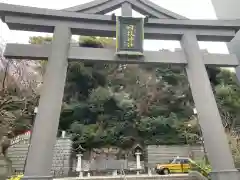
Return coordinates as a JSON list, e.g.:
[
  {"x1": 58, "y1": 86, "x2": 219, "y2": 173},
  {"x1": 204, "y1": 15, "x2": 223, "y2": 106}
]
[{"x1": 116, "y1": 16, "x2": 144, "y2": 56}]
